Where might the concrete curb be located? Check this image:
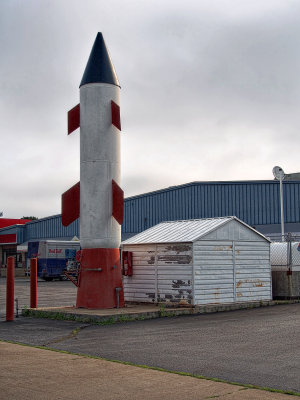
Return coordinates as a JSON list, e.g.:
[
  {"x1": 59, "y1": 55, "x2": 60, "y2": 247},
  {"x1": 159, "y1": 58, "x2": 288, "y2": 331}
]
[{"x1": 22, "y1": 300, "x2": 300, "y2": 324}]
